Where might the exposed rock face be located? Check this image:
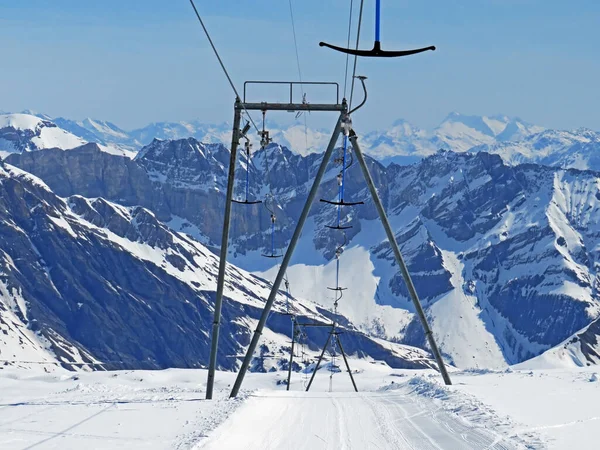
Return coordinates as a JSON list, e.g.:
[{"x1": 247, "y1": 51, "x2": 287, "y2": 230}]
[
  {"x1": 8, "y1": 141, "x2": 600, "y2": 367},
  {"x1": 572, "y1": 318, "x2": 600, "y2": 364},
  {"x1": 6, "y1": 140, "x2": 386, "y2": 255}
]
